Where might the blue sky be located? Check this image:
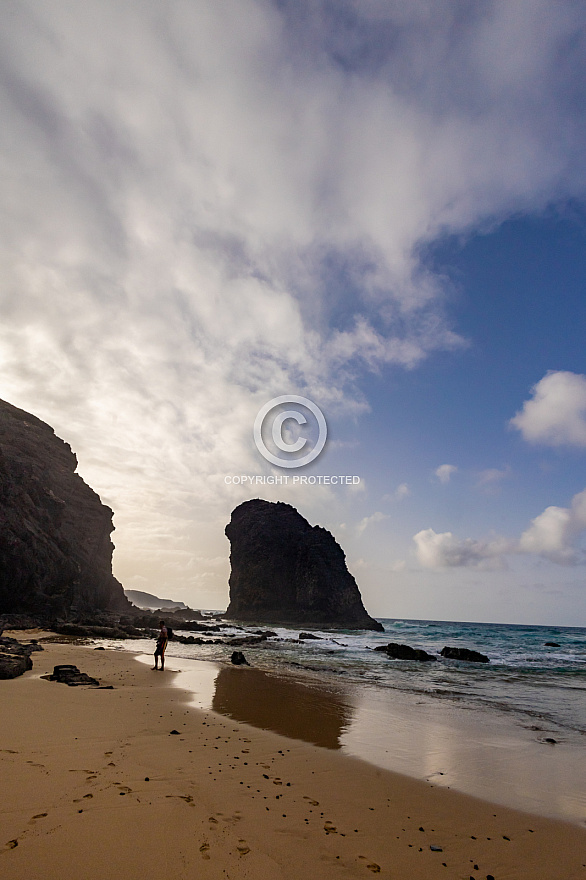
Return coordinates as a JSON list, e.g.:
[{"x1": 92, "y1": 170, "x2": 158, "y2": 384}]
[{"x1": 1, "y1": 1, "x2": 586, "y2": 624}]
